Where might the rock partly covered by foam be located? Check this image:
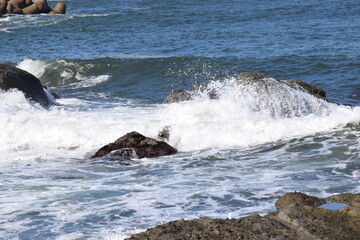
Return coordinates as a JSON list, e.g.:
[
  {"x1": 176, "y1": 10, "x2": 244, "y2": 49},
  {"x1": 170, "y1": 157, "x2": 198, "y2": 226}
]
[
  {"x1": 126, "y1": 192, "x2": 360, "y2": 240},
  {"x1": 91, "y1": 131, "x2": 177, "y2": 159},
  {"x1": 163, "y1": 72, "x2": 327, "y2": 103},
  {"x1": 0, "y1": 63, "x2": 54, "y2": 107}
]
